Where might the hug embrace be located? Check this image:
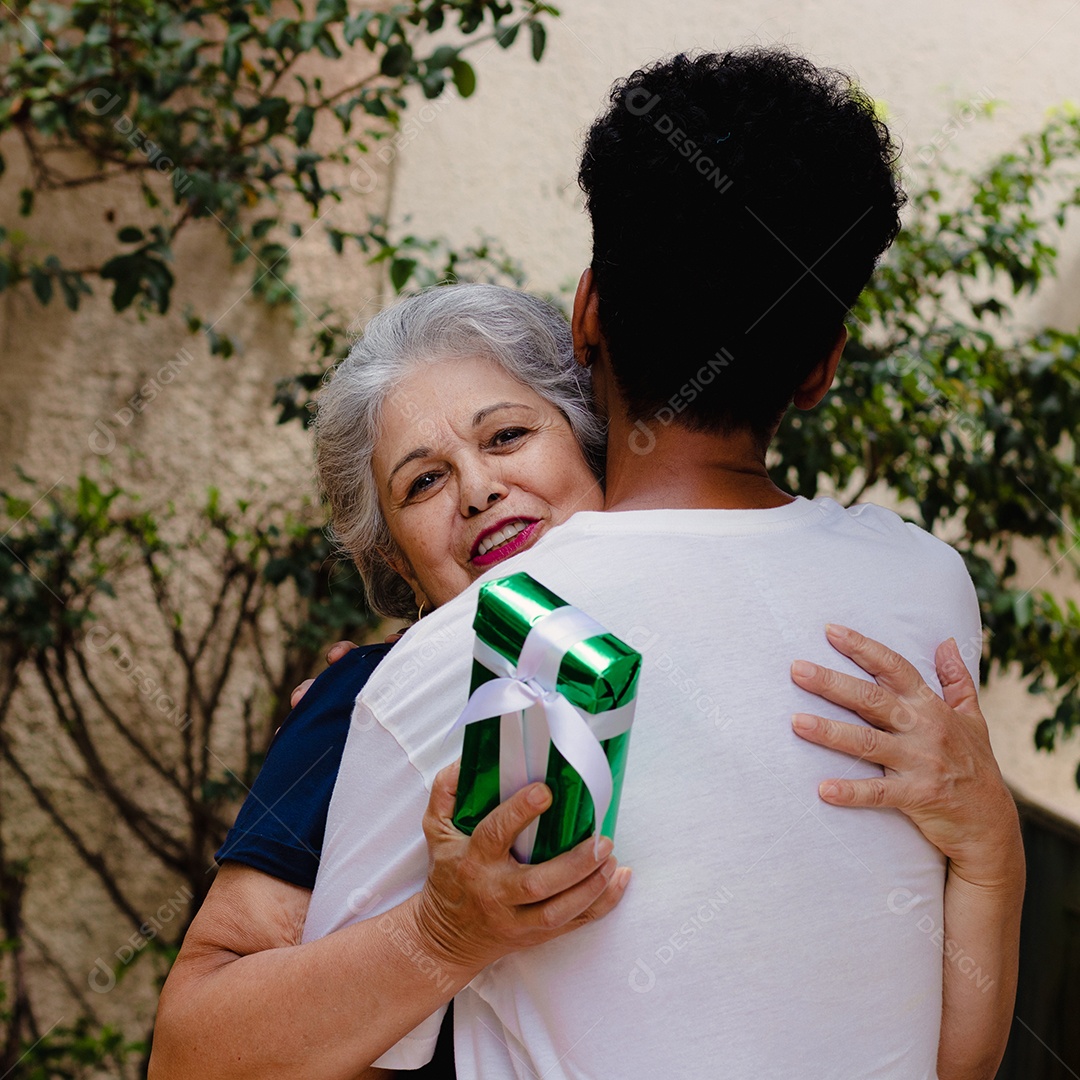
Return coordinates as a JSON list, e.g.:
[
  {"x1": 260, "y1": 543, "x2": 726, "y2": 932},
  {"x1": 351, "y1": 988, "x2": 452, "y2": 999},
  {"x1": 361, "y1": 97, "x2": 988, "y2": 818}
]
[{"x1": 151, "y1": 47, "x2": 1024, "y2": 1080}]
